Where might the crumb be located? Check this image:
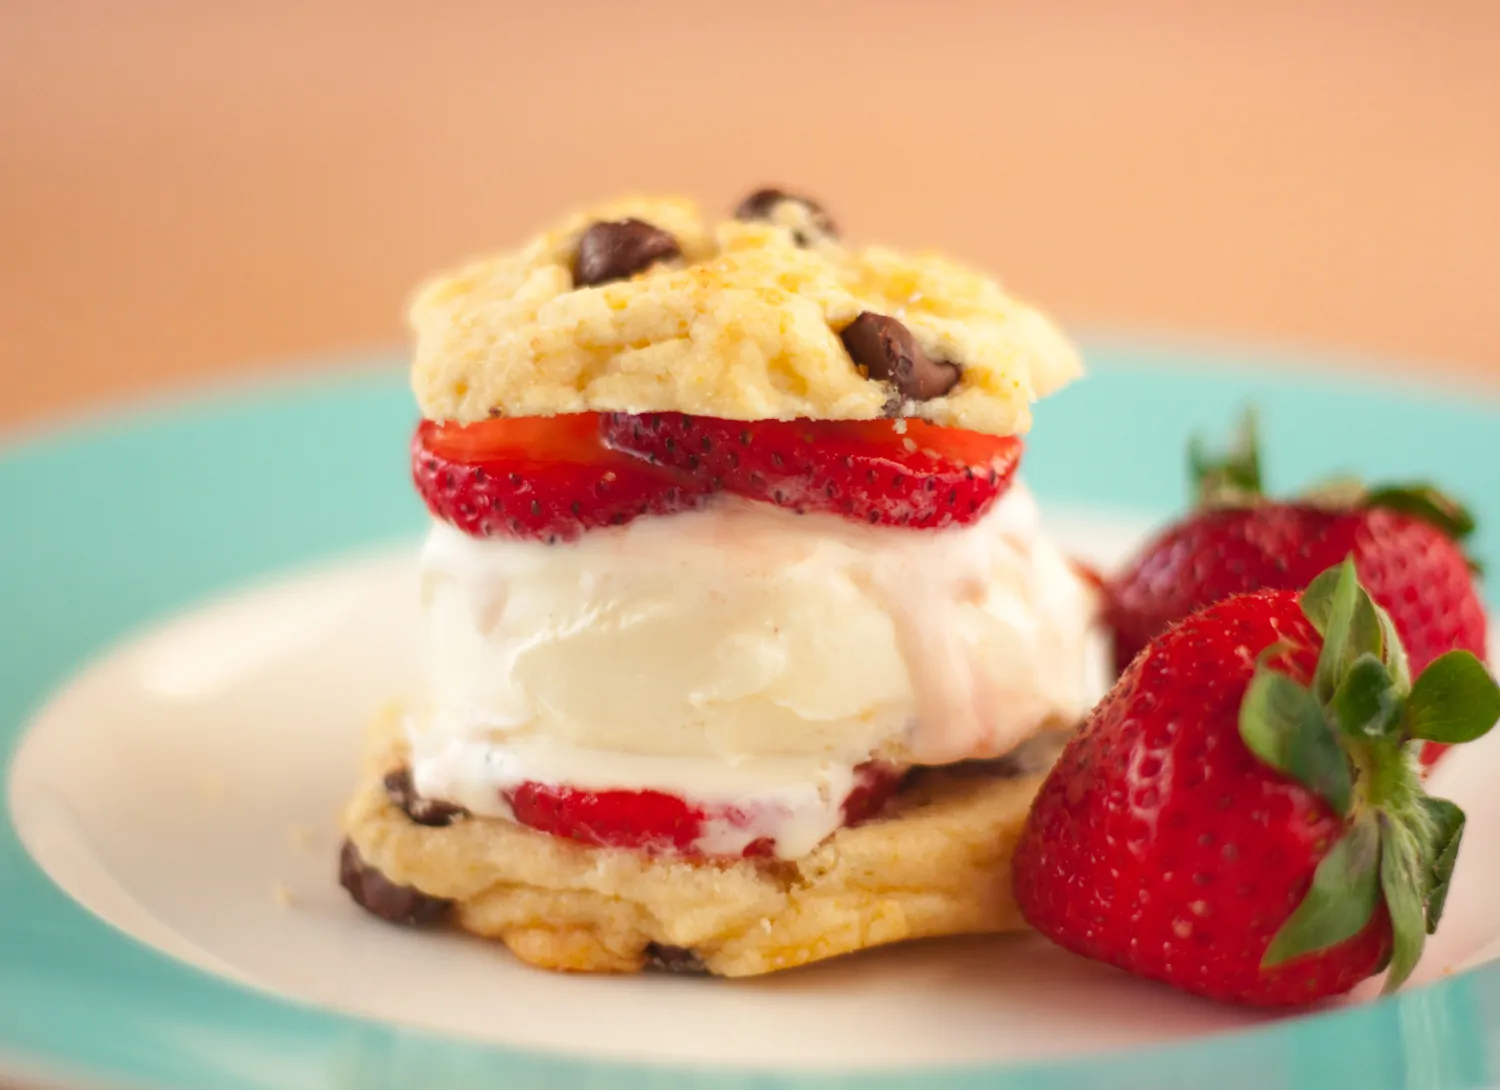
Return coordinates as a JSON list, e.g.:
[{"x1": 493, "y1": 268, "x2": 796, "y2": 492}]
[
  {"x1": 290, "y1": 825, "x2": 316, "y2": 851},
  {"x1": 272, "y1": 882, "x2": 297, "y2": 908}
]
